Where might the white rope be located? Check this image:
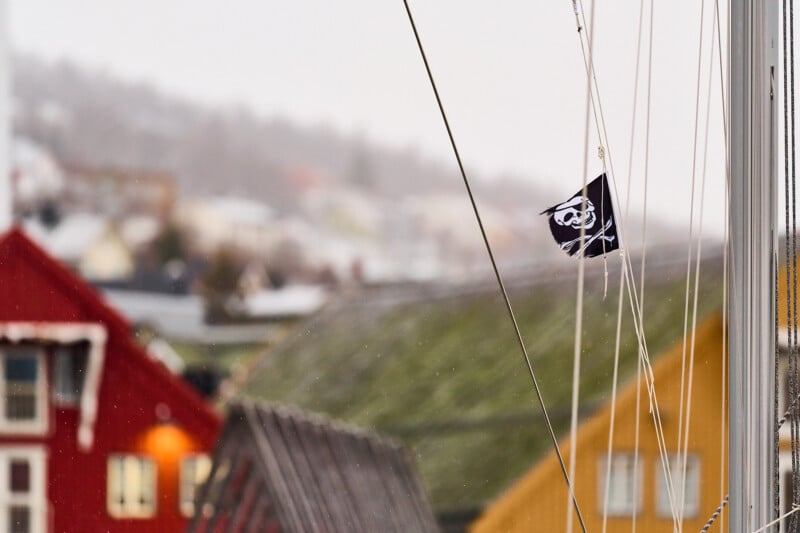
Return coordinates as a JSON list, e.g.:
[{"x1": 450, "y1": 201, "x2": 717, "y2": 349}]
[
  {"x1": 751, "y1": 504, "x2": 800, "y2": 533},
  {"x1": 676, "y1": 2, "x2": 709, "y2": 526},
  {"x1": 571, "y1": 0, "x2": 681, "y2": 526},
  {"x1": 631, "y1": 1, "x2": 655, "y2": 531},
  {"x1": 680, "y1": 7, "x2": 715, "y2": 524},
  {"x1": 600, "y1": 0, "x2": 647, "y2": 528},
  {"x1": 566, "y1": 0, "x2": 597, "y2": 530},
  {"x1": 713, "y1": 0, "x2": 729, "y2": 529}
]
